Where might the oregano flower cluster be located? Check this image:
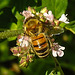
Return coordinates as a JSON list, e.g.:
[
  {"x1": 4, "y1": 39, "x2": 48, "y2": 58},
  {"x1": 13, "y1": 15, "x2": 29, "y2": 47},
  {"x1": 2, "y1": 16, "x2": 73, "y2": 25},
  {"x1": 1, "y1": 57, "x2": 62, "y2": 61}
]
[{"x1": 10, "y1": 7, "x2": 69, "y2": 67}]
